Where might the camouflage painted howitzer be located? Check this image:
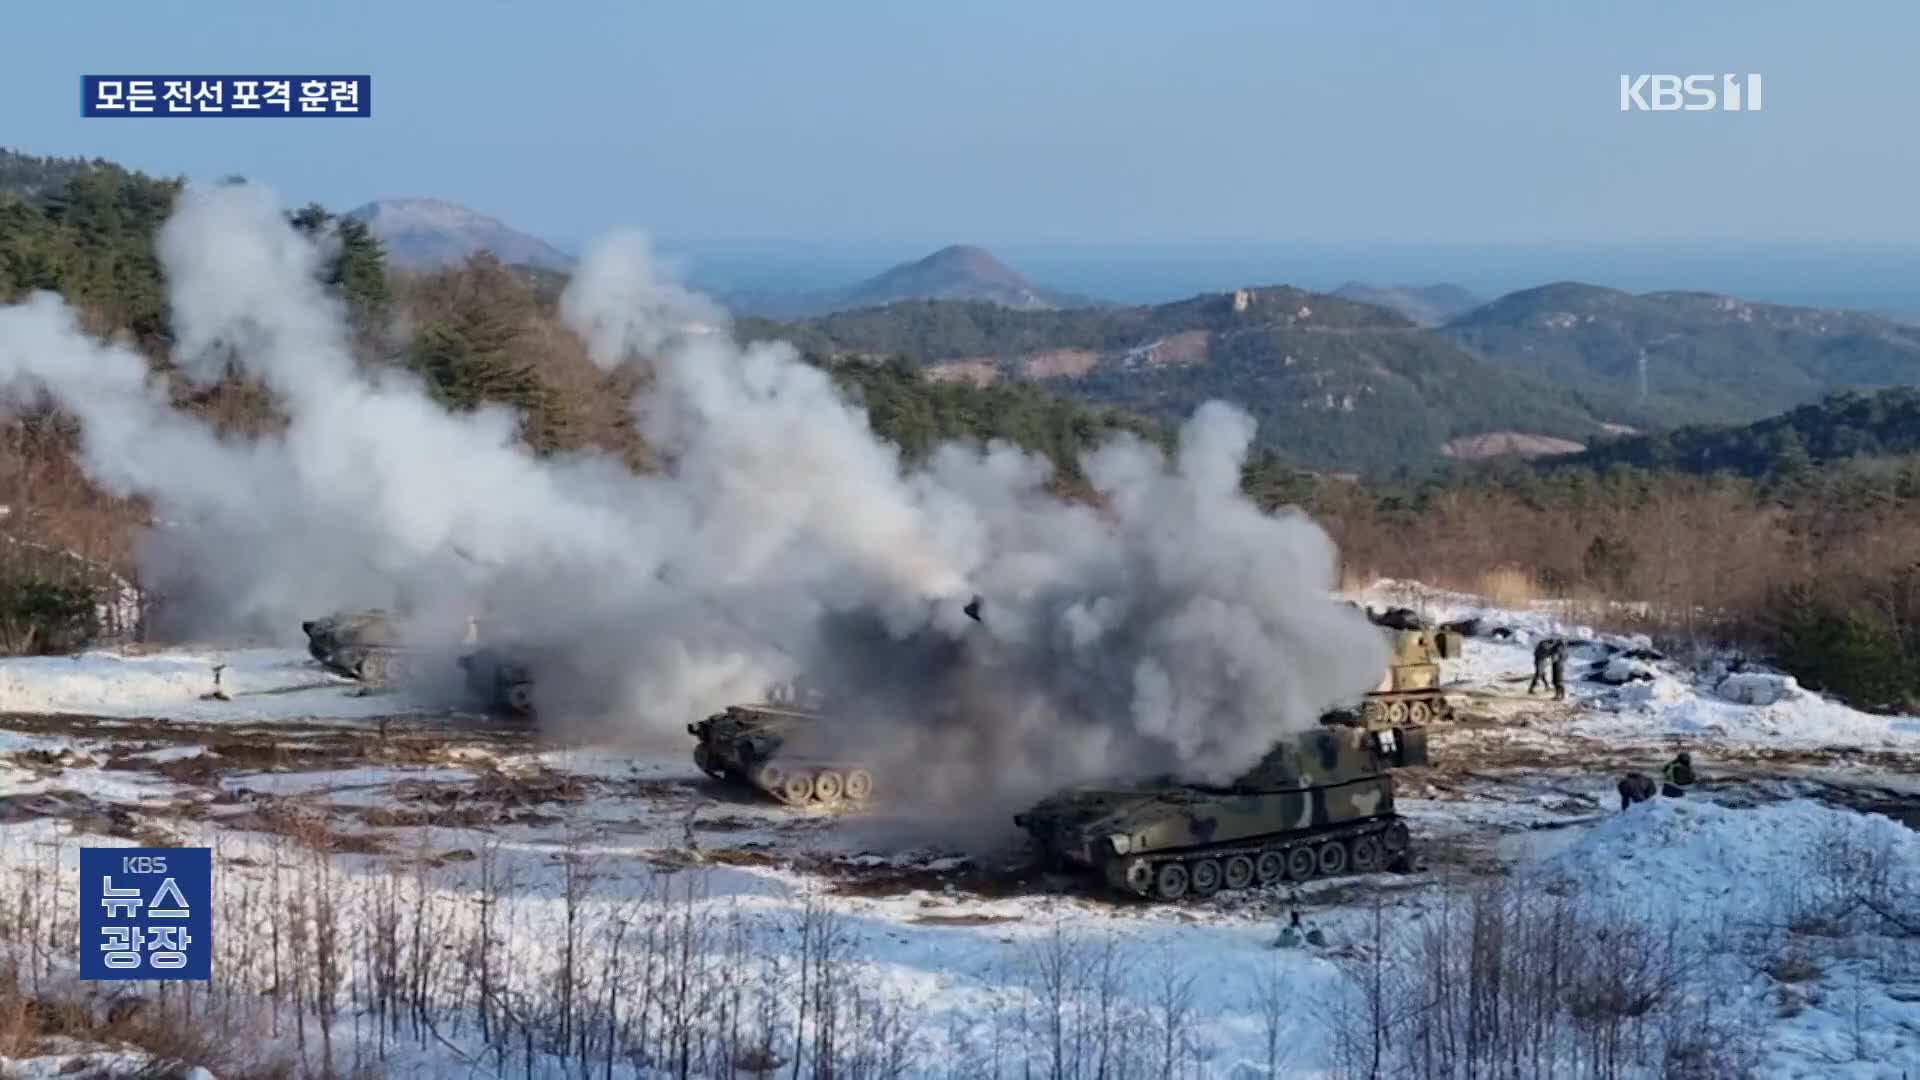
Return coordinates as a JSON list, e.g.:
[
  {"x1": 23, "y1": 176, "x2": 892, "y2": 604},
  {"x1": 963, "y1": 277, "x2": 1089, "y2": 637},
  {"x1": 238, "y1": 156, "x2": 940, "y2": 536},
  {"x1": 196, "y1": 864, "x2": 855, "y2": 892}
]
[
  {"x1": 301, "y1": 609, "x2": 449, "y2": 686},
  {"x1": 687, "y1": 699, "x2": 875, "y2": 808},
  {"x1": 1013, "y1": 725, "x2": 1427, "y2": 902}
]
